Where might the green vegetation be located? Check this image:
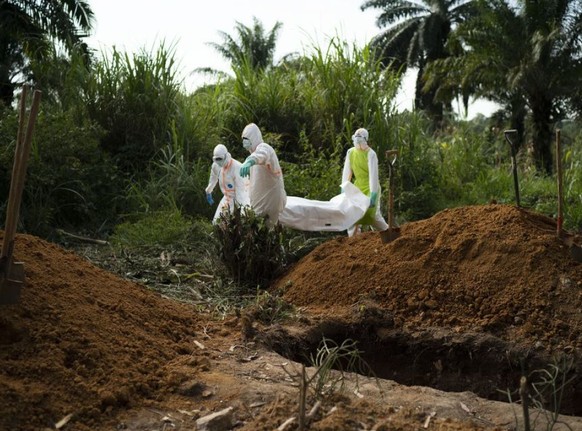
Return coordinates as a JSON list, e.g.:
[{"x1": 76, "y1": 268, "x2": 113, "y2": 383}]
[
  {"x1": 280, "y1": 337, "x2": 378, "y2": 430},
  {"x1": 504, "y1": 358, "x2": 576, "y2": 431}
]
